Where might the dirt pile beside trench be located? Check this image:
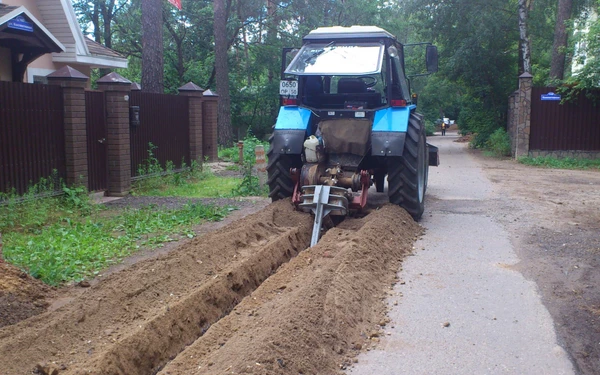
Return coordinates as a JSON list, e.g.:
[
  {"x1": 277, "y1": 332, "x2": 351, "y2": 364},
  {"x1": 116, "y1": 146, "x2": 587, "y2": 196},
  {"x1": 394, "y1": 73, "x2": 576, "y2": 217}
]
[
  {"x1": 0, "y1": 200, "x2": 312, "y2": 375},
  {"x1": 0, "y1": 259, "x2": 54, "y2": 328},
  {"x1": 159, "y1": 204, "x2": 421, "y2": 375}
]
